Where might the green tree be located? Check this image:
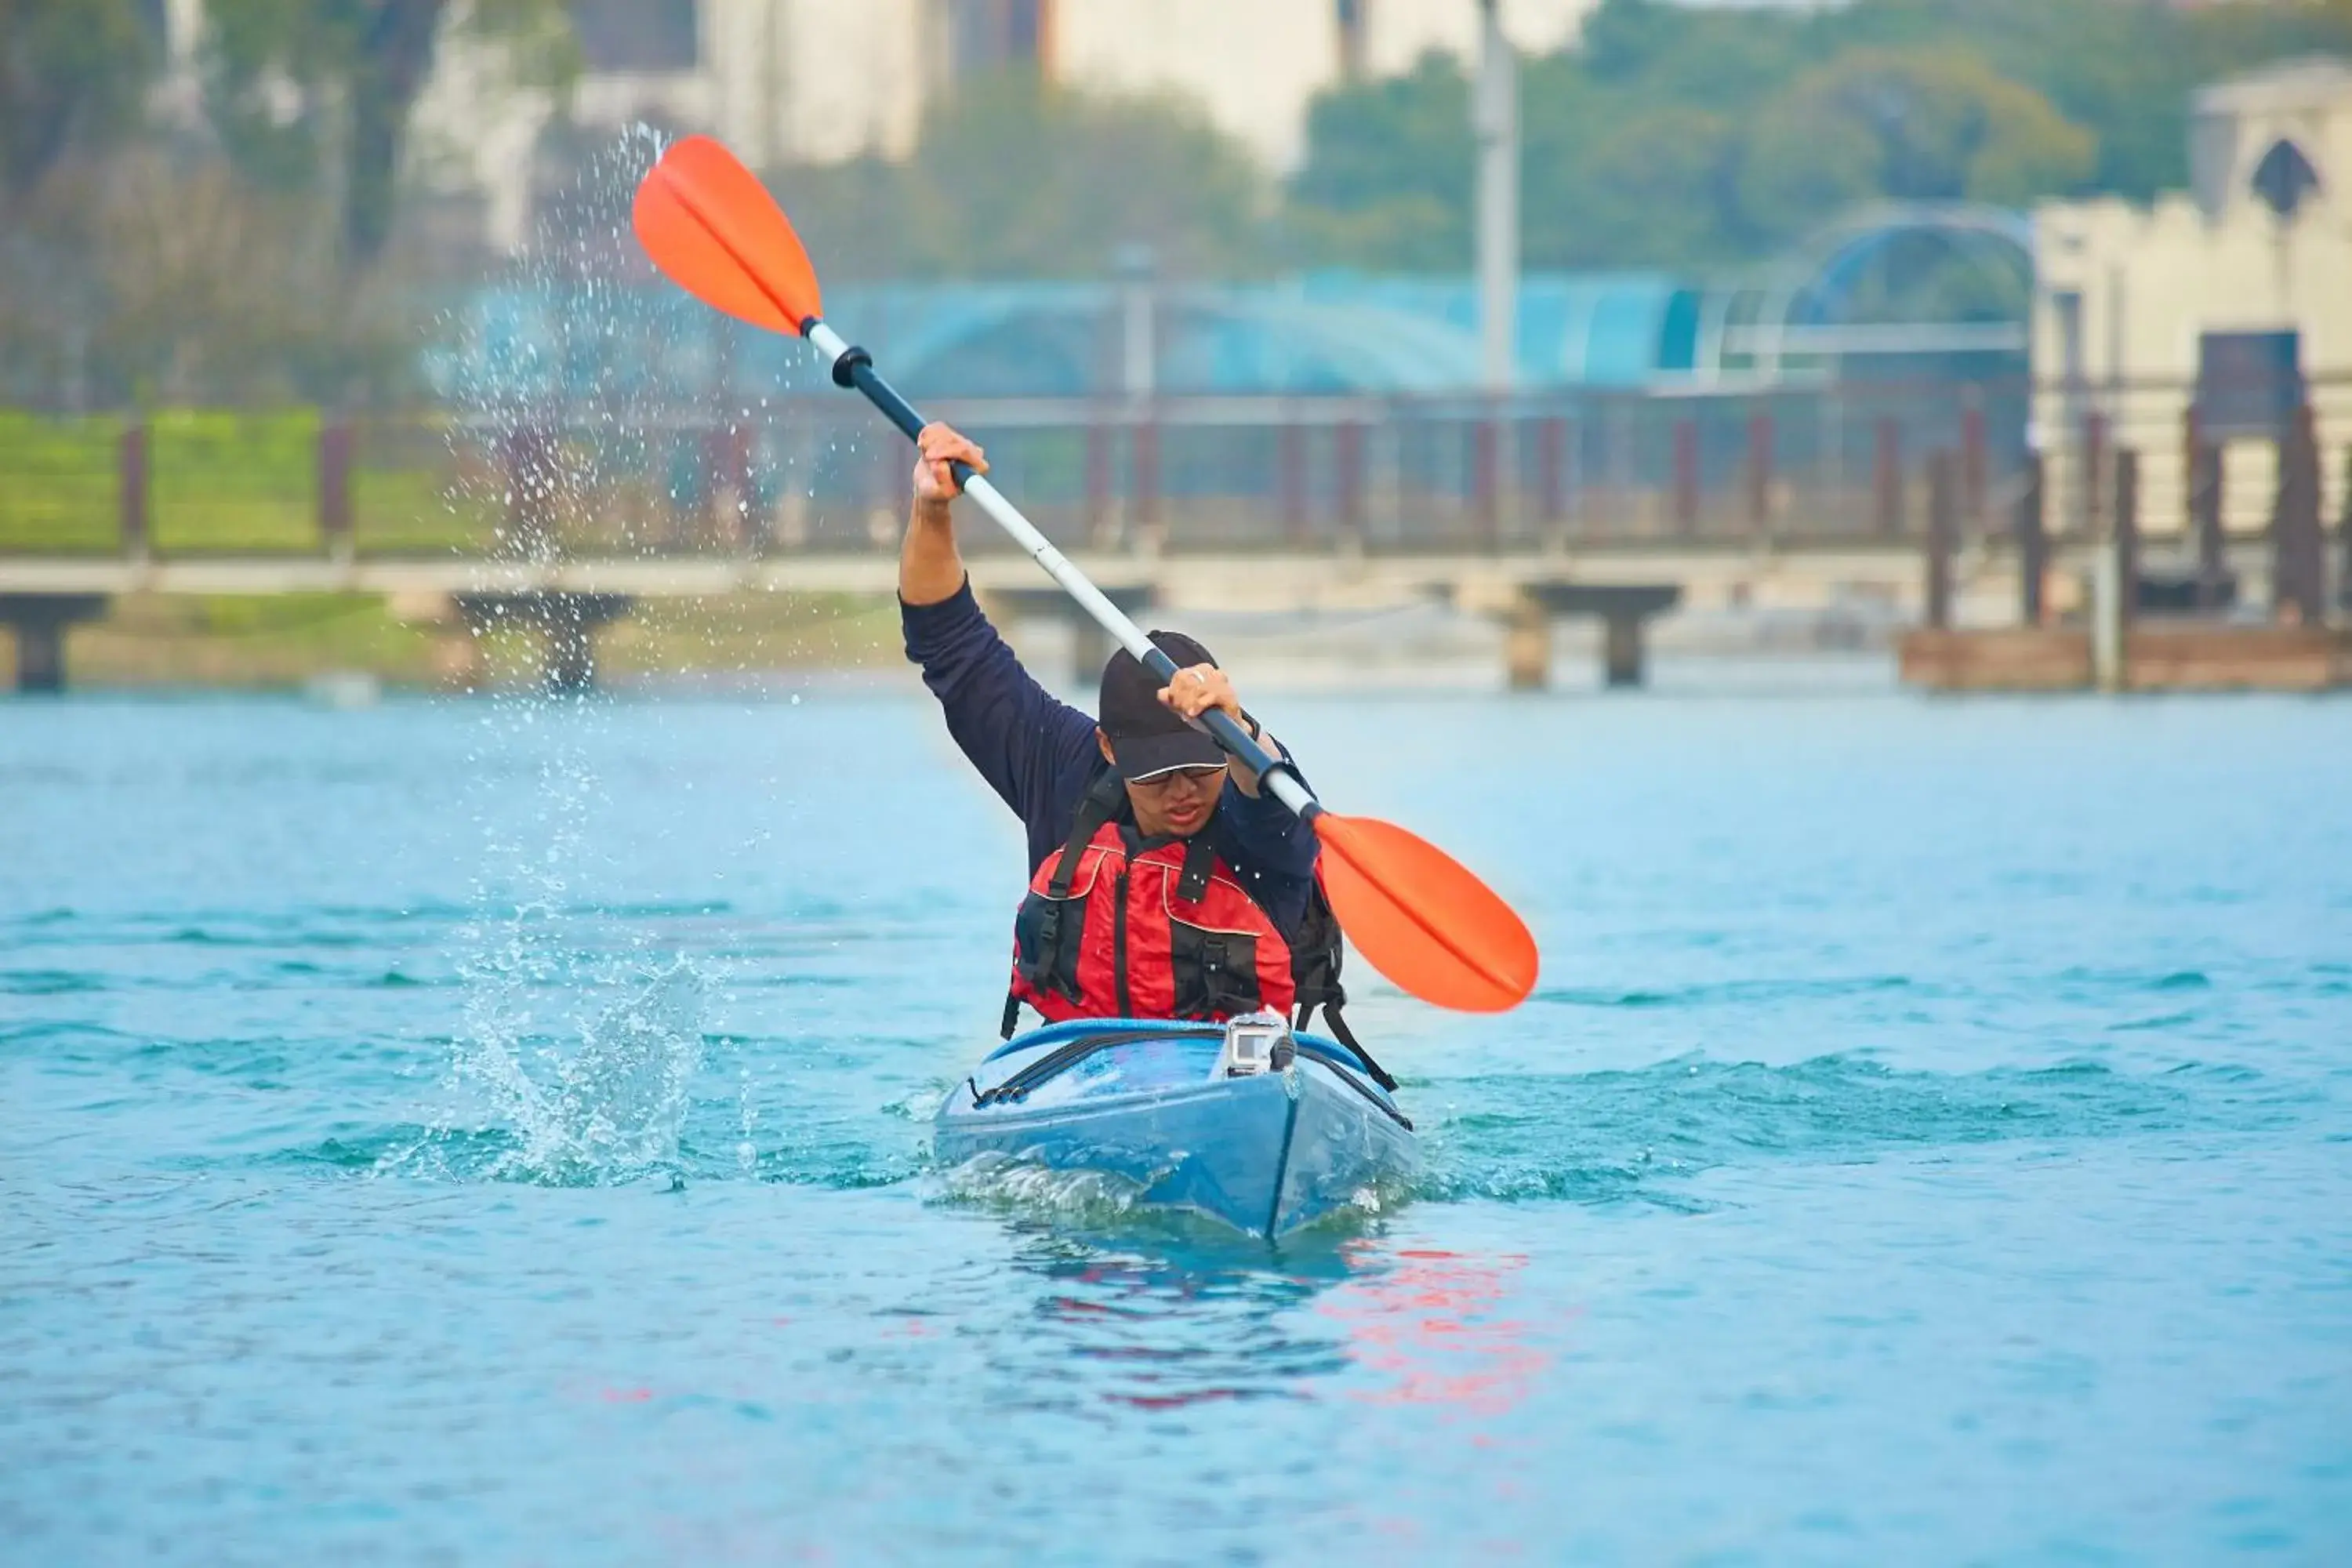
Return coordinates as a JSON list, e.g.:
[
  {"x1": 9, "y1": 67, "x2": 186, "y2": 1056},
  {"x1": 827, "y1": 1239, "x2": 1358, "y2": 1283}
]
[
  {"x1": 777, "y1": 71, "x2": 1271, "y2": 281},
  {"x1": 2, "y1": 136, "x2": 425, "y2": 407},
  {"x1": 1575, "y1": 0, "x2": 1810, "y2": 100},
  {"x1": 200, "y1": 0, "x2": 572, "y2": 272},
  {"x1": 1526, "y1": 101, "x2": 1744, "y2": 269},
  {"x1": 1286, "y1": 52, "x2": 1473, "y2": 270},
  {"x1": 1830, "y1": 0, "x2": 2352, "y2": 198},
  {"x1": 0, "y1": 0, "x2": 158, "y2": 208},
  {"x1": 1737, "y1": 48, "x2": 2095, "y2": 246},
  {"x1": 1283, "y1": 0, "x2": 2352, "y2": 274}
]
